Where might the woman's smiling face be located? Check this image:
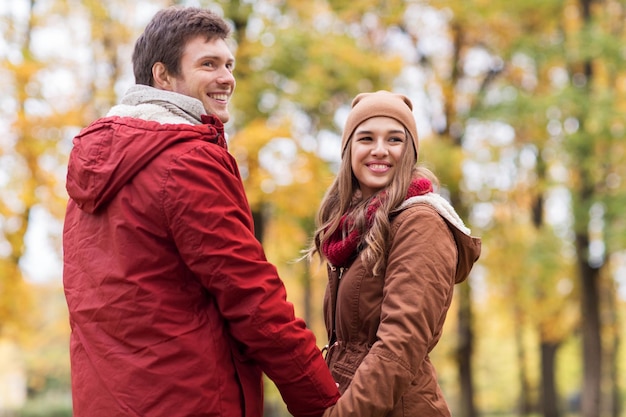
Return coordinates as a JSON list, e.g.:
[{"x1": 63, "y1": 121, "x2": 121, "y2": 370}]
[{"x1": 350, "y1": 116, "x2": 407, "y2": 199}]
